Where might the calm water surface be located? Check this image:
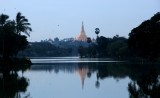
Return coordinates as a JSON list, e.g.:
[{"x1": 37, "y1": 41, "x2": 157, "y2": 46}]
[{"x1": 19, "y1": 57, "x2": 160, "y2": 98}]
